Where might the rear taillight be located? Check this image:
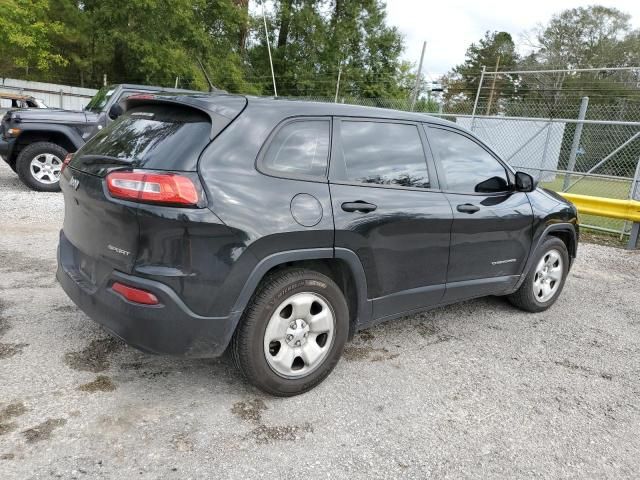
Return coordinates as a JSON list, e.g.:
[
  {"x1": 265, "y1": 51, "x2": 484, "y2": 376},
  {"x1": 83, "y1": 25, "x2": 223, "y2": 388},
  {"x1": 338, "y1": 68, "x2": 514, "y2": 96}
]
[
  {"x1": 61, "y1": 153, "x2": 73, "y2": 173},
  {"x1": 112, "y1": 282, "x2": 159, "y2": 305},
  {"x1": 106, "y1": 171, "x2": 200, "y2": 206}
]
